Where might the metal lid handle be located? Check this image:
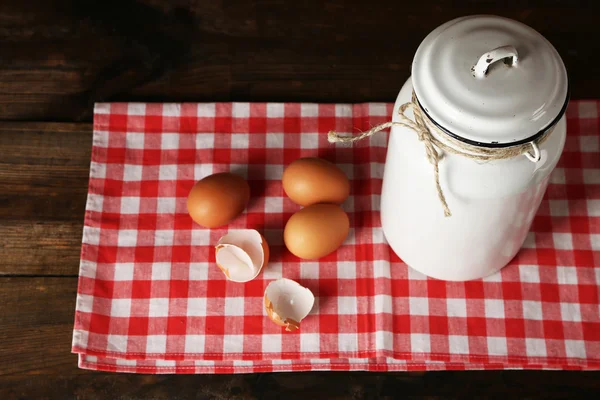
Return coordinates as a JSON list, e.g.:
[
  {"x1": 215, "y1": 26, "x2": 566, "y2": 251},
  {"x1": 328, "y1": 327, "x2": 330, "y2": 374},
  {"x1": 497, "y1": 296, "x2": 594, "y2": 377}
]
[{"x1": 472, "y1": 45, "x2": 519, "y2": 78}]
